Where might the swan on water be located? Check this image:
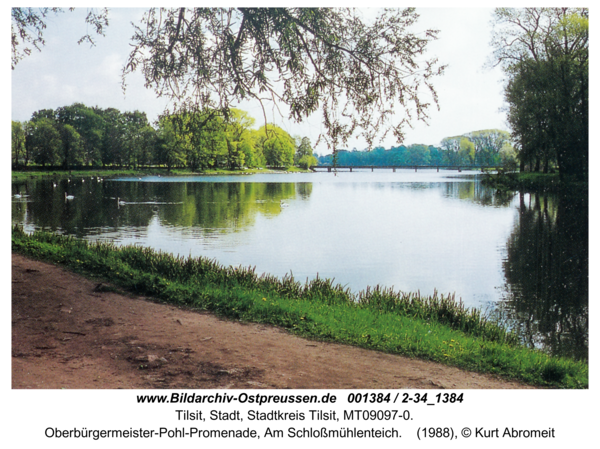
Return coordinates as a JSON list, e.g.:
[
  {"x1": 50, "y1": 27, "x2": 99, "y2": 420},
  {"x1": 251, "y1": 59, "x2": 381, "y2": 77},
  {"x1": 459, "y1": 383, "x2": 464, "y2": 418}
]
[{"x1": 65, "y1": 193, "x2": 75, "y2": 200}]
